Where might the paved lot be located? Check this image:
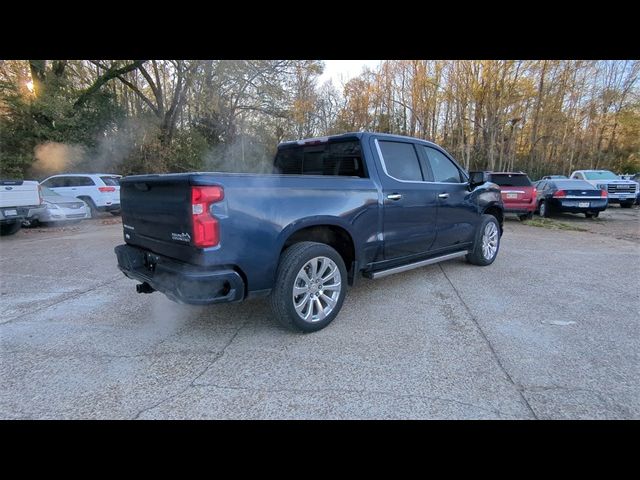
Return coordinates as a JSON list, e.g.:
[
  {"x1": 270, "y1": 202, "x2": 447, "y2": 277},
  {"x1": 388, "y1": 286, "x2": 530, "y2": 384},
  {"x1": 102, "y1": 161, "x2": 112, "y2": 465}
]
[{"x1": 1, "y1": 208, "x2": 639, "y2": 419}]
